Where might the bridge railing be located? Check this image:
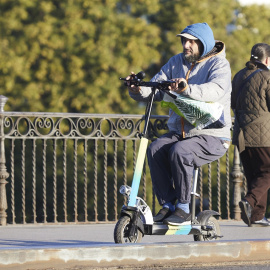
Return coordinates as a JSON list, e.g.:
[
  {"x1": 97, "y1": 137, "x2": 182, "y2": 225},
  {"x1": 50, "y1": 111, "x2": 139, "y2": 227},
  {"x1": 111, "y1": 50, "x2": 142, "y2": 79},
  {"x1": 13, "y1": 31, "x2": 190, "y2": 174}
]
[{"x1": 0, "y1": 95, "x2": 244, "y2": 225}]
